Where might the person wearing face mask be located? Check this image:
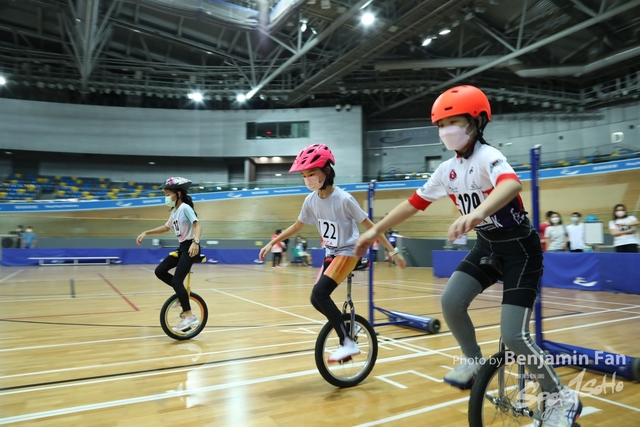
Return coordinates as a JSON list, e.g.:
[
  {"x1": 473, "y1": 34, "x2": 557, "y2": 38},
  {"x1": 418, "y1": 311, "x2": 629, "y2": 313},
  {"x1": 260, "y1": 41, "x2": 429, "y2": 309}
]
[
  {"x1": 609, "y1": 204, "x2": 639, "y2": 253},
  {"x1": 566, "y1": 212, "x2": 585, "y2": 252},
  {"x1": 539, "y1": 211, "x2": 554, "y2": 252},
  {"x1": 21, "y1": 226, "x2": 38, "y2": 249},
  {"x1": 258, "y1": 143, "x2": 406, "y2": 363},
  {"x1": 544, "y1": 212, "x2": 568, "y2": 252},
  {"x1": 136, "y1": 177, "x2": 203, "y2": 332},
  {"x1": 354, "y1": 85, "x2": 581, "y2": 427}
]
